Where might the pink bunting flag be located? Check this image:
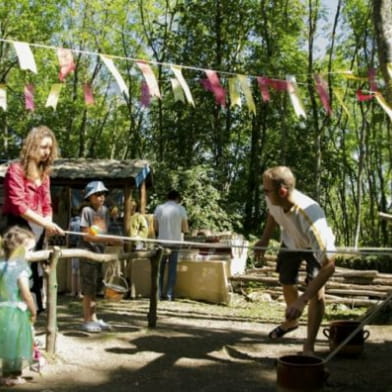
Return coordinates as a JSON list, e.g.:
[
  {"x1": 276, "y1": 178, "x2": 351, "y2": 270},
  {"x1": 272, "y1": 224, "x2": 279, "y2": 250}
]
[
  {"x1": 256, "y1": 76, "x2": 270, "y2": 102},
  {"x1": 57, "y1": 48, "x2": 76, "y2": 81},
  {"x1": 267, "y1": 78, "x2": 288, "y2": 91},
  {"x1": 368, "y1": 68, "x2": 378, "y2": 92},
  {"x1": 205, "y1": 70, "x2": 226, "y2": 107},
  {"x1": 314, "y1": 74, "x2": 332, "y2": 116},
  {"x1": 140, "y1": 81, "x2": 151, "y2": 107},
  {"x1": 136, "y1": 61, "x2": 161, "y2": 99},
  {"x1": 24, "y1": 84, "x2": 35, "y2": 111},
  {"x1": 83, "y1": 84, "x2": 94, "y2": 105},
  {"x1": 356, "y1": 90, "x2": 374, "y2": 102}
]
